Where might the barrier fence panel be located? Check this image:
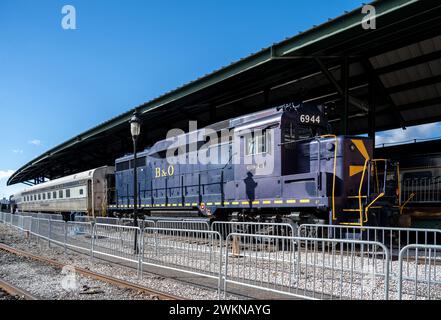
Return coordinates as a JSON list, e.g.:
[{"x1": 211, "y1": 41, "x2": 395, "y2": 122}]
[
  {"x1": 28, "y1": 212, "x2": 39, "y2": 218},
  {"x1": 298, "y1": 224, "x2": 441, "y2": 278},
  {"x1": 92, "y1": 223, "x2": 141, "y2": 263},
  {"x1": 65, "y1": 221, "x2": 93, "y2": 253},
  {"x1": 6, "y1": 213, "x2": 12, "y2": 225},
  {"x1": 223, "y1": 234, "x2": 390, "y2": 300},
  {"x1": 8, "y1": 216, "x2": 441, "y2": 300},
  {"x1": 11, "y1": 214, "x2": 20, "y2": 228},
  {"x1": 49, "y1": 220, "x2": 67, "y2": 247},
  {"x1": 398, "y1": 244, "x2": 441, "y2": 300},
  {"x1": 74, "y1": 215, "x2": 94, "y2": 223},
  {"x1": 212, "y1": 221, "x2": 294, "y2": 241},
  {"x1": 96, "y1": 217, "x2": 119, "y2": 225},
  {"x1": 30, "y1": 217, "x2": 39, "y2": 236},
  {"x1": 118, "y1": 217, "x2": 134, "y2": 226},
  {"x1": 38, "y1": 213, "x2": 53, "y2": 220},
  {"x1": 156, "y1": 220, "x2": 210, "y2": 231},
  {"x1": 22, "y1": 216, "x2": 32, "y2": 232},
  {"x1": 37, "y1": 218, "x2": 51, "y2": 242},
  {"x1": 119, "y1": 218, "x2": 156, "y2": 230},
  {"x1": 15, "y1": 215, "x2": 24, "y2": 230},
  {"x1": 142, "y1": 227, "x2": 223, "y2": 288}
]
